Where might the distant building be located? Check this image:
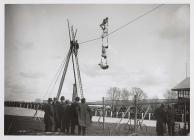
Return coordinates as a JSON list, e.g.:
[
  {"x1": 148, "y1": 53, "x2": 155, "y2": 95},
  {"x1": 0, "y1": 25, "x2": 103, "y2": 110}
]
[
  {"x1": 172, "y1": 77, "x2": 190, "y2": 100},
  {"x1": 171, "y1": 77, "x2": 190, "y2": 134}
]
